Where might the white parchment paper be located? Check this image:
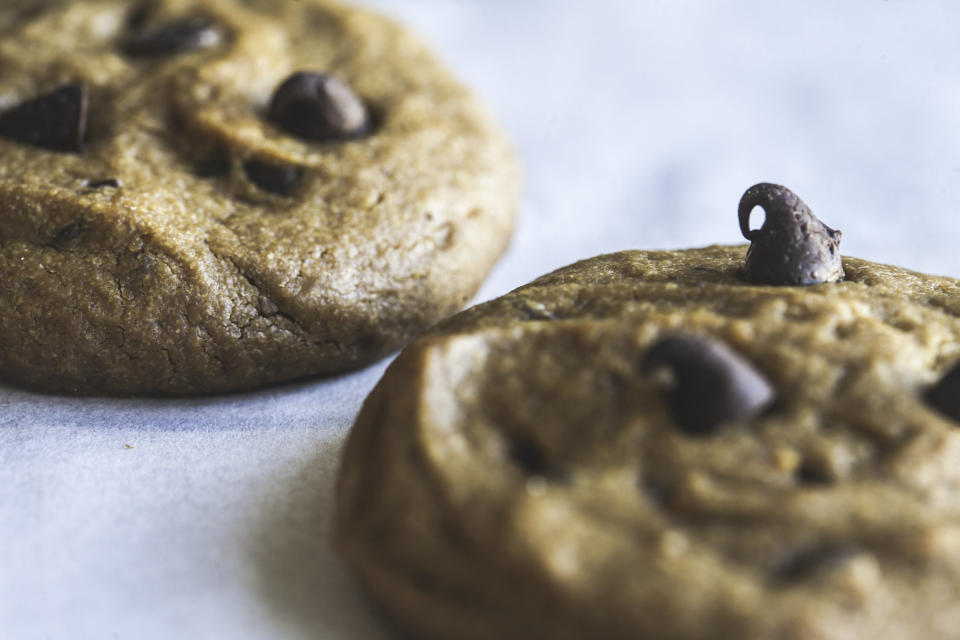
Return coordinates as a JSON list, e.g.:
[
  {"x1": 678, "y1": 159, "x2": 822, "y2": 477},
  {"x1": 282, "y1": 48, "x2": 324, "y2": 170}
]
[{"x1": 3, "y1": 1, "x2": 960, "y2": 638}]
